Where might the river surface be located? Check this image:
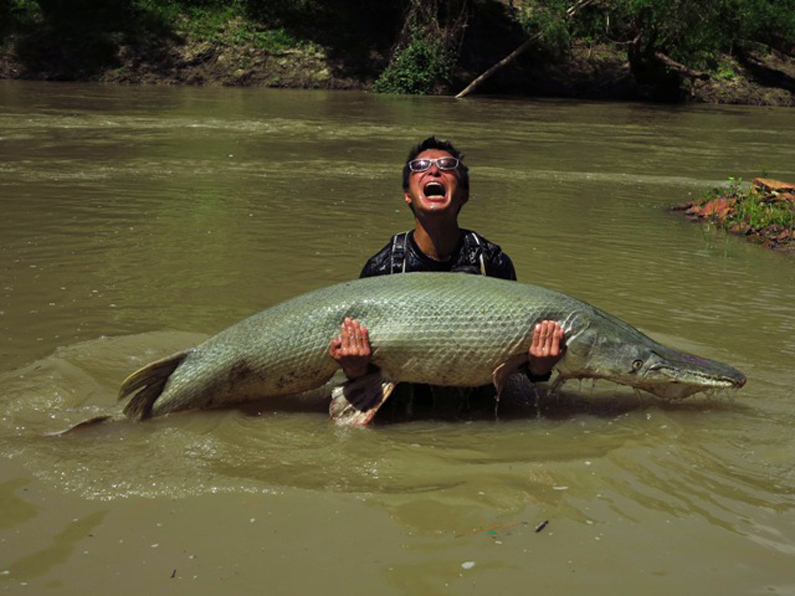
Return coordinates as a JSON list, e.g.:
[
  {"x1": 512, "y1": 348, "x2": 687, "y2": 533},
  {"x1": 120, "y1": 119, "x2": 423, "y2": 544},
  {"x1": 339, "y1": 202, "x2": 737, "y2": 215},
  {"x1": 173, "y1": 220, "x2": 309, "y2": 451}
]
[{"x1": 1, "y1": 81, "x2": 794, "y2": 595}]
